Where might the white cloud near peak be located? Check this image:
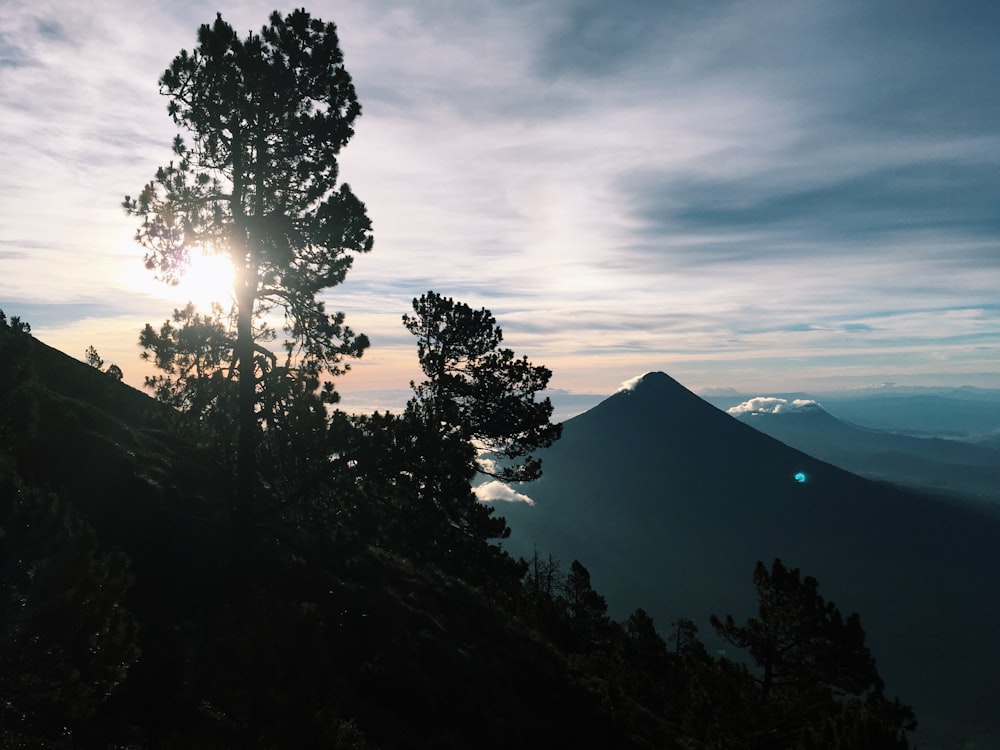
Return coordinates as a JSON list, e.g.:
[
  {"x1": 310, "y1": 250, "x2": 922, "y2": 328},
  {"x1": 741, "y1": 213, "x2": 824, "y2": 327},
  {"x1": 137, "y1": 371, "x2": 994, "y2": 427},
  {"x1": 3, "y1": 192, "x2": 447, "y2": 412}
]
[{"x1": 617, "y1": 372, "x2": 657, "y2": 393}]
